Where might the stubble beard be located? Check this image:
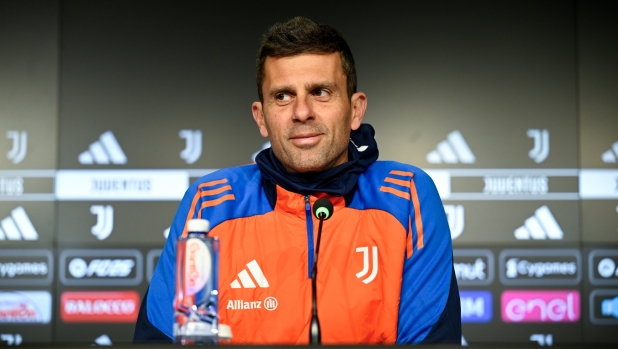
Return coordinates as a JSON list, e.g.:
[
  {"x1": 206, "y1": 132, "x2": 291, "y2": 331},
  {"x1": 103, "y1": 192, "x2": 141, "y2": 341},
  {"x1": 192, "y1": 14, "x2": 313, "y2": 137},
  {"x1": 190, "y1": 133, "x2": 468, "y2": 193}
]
[{"x1": 271, "y1": 124, "x2": 349, "y2": 173}]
